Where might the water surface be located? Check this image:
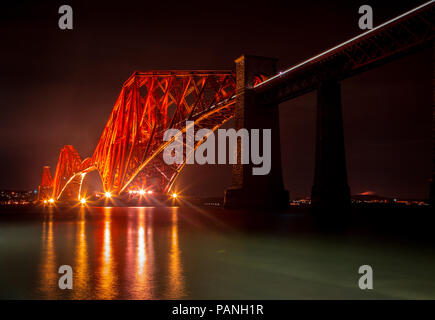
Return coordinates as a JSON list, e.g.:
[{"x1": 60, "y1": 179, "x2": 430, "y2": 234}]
[{"x1": 0, "y1": 206, "x2": 434, "y2": 299}]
